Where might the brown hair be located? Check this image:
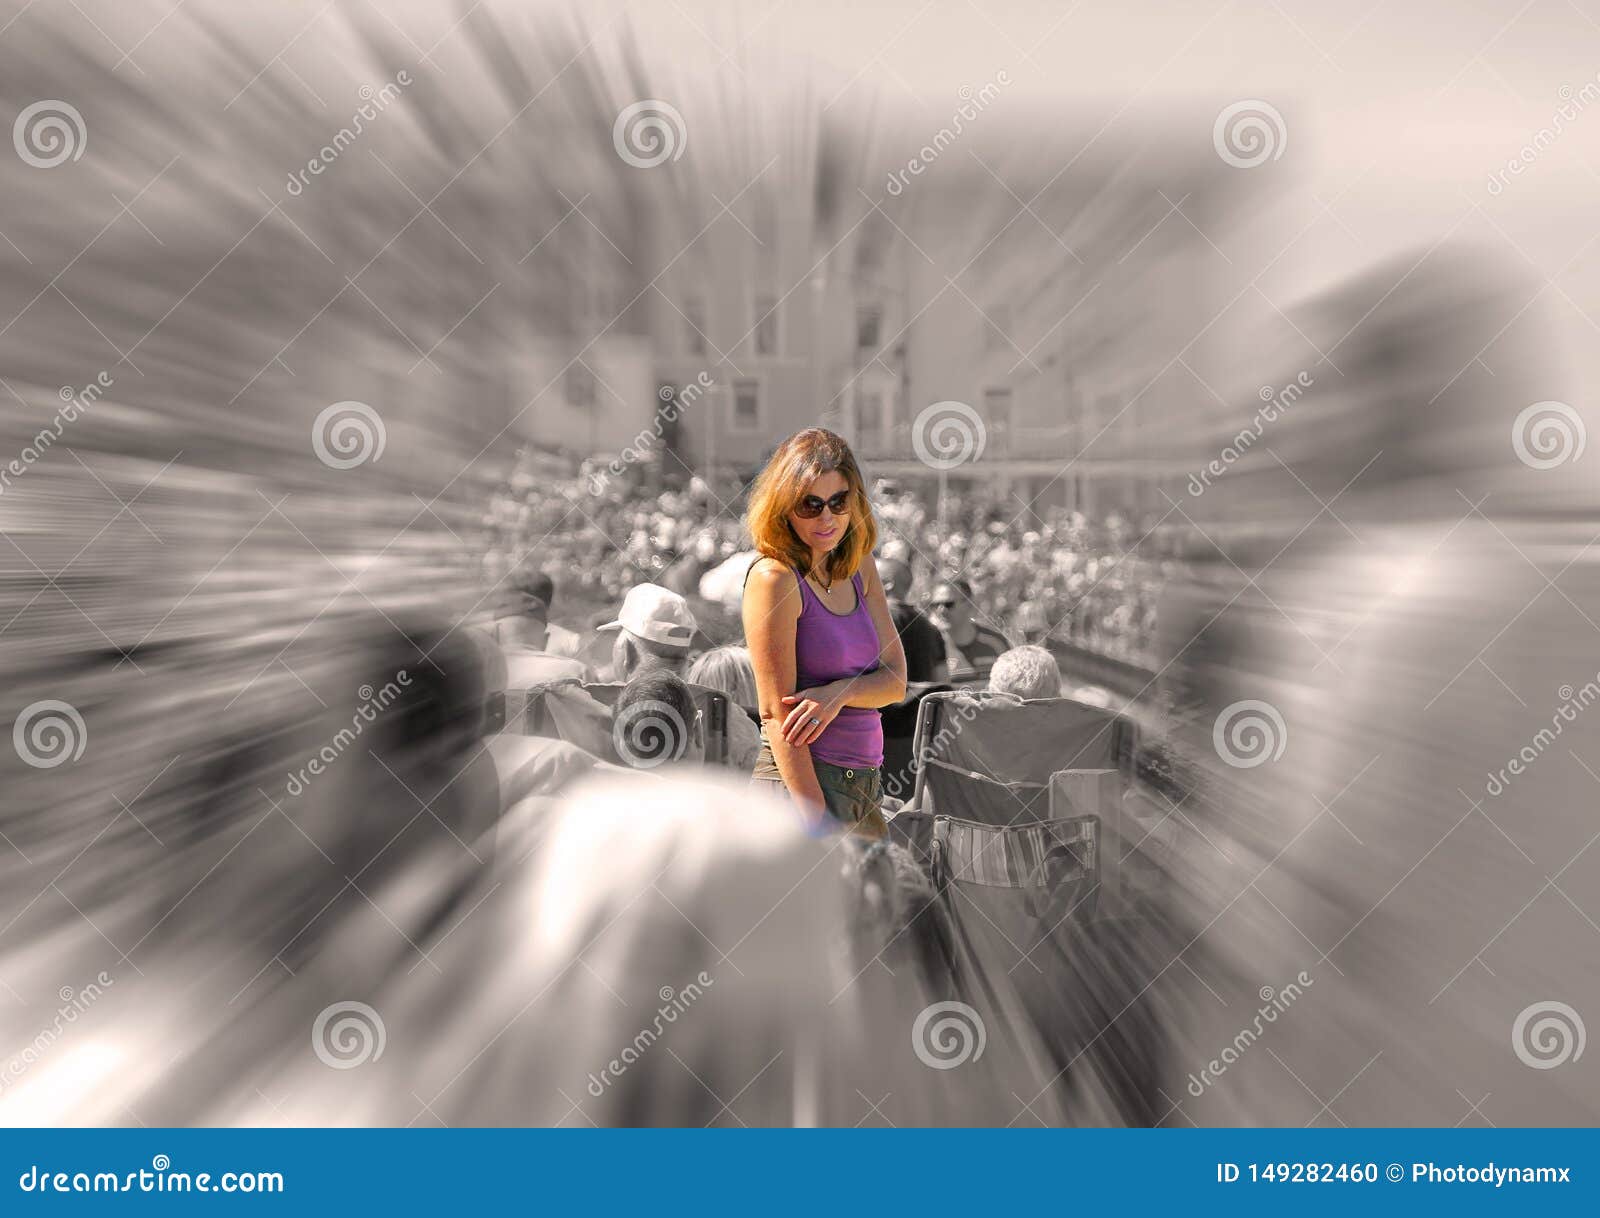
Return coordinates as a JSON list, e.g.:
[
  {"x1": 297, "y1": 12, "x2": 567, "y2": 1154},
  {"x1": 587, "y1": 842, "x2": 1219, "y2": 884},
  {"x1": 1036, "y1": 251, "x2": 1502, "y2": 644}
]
[{"x1": 745, "y1": 429, "x2": 878, "y2": 582}]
